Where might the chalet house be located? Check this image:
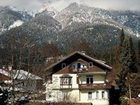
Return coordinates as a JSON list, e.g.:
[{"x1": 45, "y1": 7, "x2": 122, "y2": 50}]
[{"x1": 45, "y1": 51, "x2": 115, "y2": 105}]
